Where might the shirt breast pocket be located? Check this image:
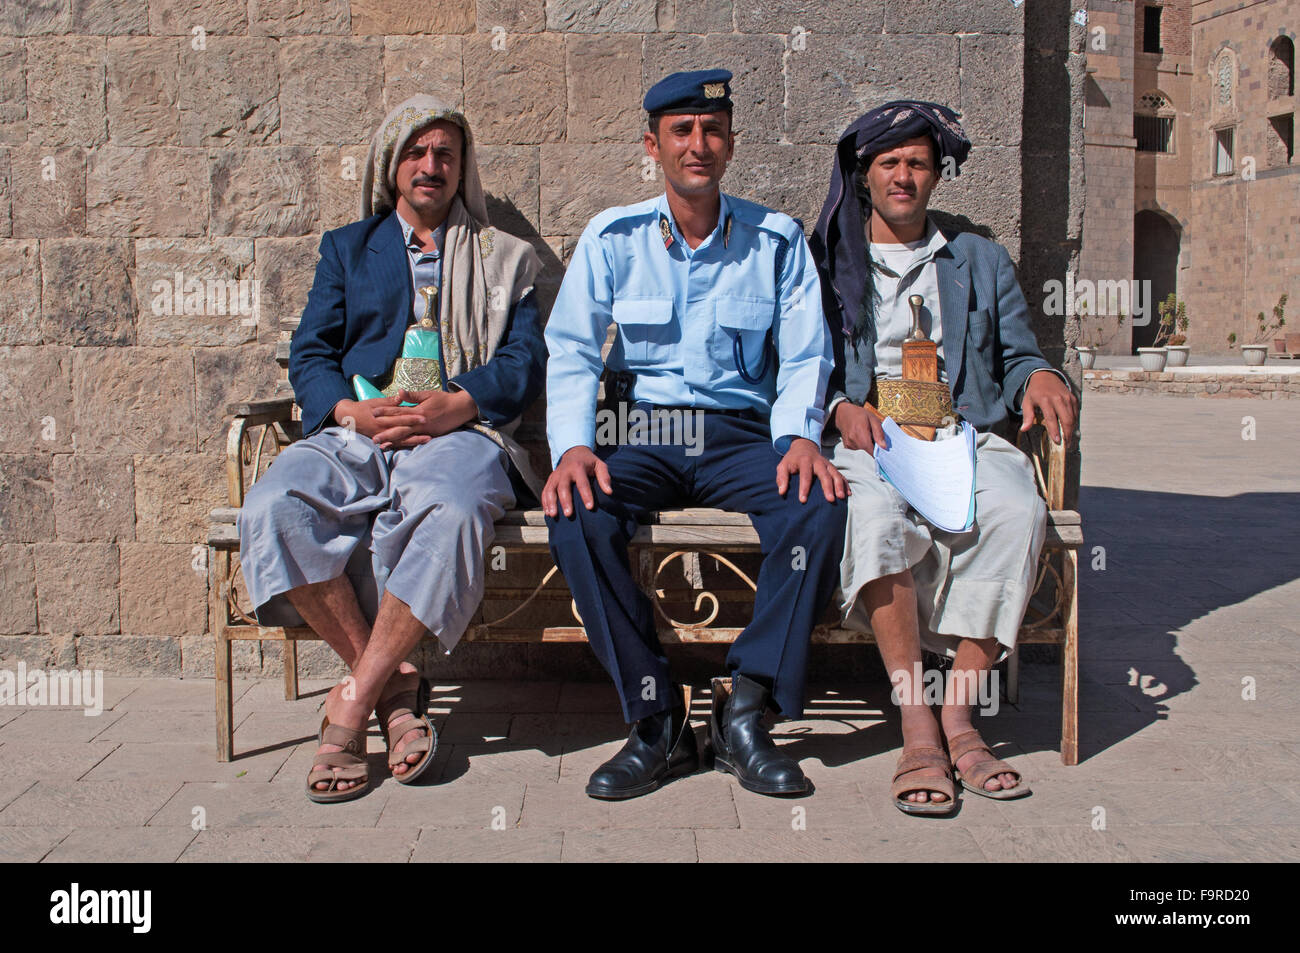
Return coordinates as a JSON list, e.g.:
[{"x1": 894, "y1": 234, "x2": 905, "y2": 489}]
[
  {"x1": 966, "y1": 307, "x2": 994, "y2": 352},
  {"x1": 711, "y1": 297, "x2": 776, "y2": 380},
  {"x1": 612, "y1": 297, "x2": 676, "y2": 366}
]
